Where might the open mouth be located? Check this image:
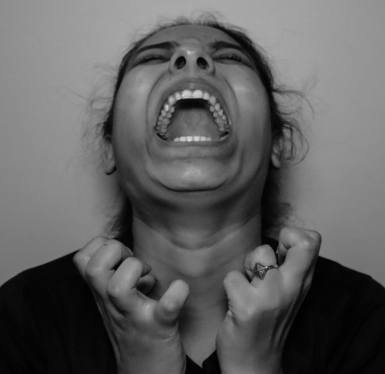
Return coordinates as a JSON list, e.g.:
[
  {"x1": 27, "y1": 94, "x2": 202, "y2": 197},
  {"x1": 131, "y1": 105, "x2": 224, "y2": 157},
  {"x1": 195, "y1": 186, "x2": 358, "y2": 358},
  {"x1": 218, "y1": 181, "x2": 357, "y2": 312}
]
[{"x1": 154, "y1": 89, "x2": 231, "y2": 144}]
